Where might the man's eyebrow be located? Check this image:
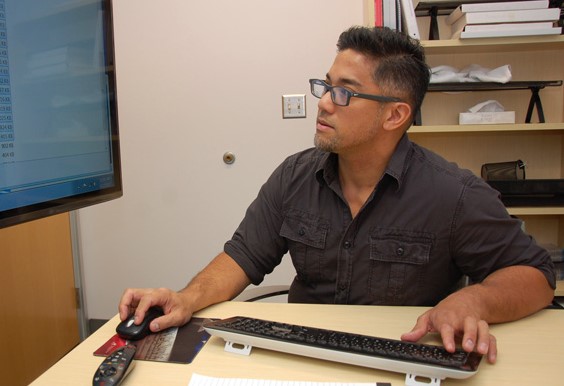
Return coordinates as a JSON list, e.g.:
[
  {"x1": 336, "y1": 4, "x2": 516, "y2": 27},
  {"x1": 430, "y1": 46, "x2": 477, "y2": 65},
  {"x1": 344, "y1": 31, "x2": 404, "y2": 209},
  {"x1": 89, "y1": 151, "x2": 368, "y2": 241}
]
[{"x1": 325, "y1": 73, "x2": 362, "y2": 88}]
